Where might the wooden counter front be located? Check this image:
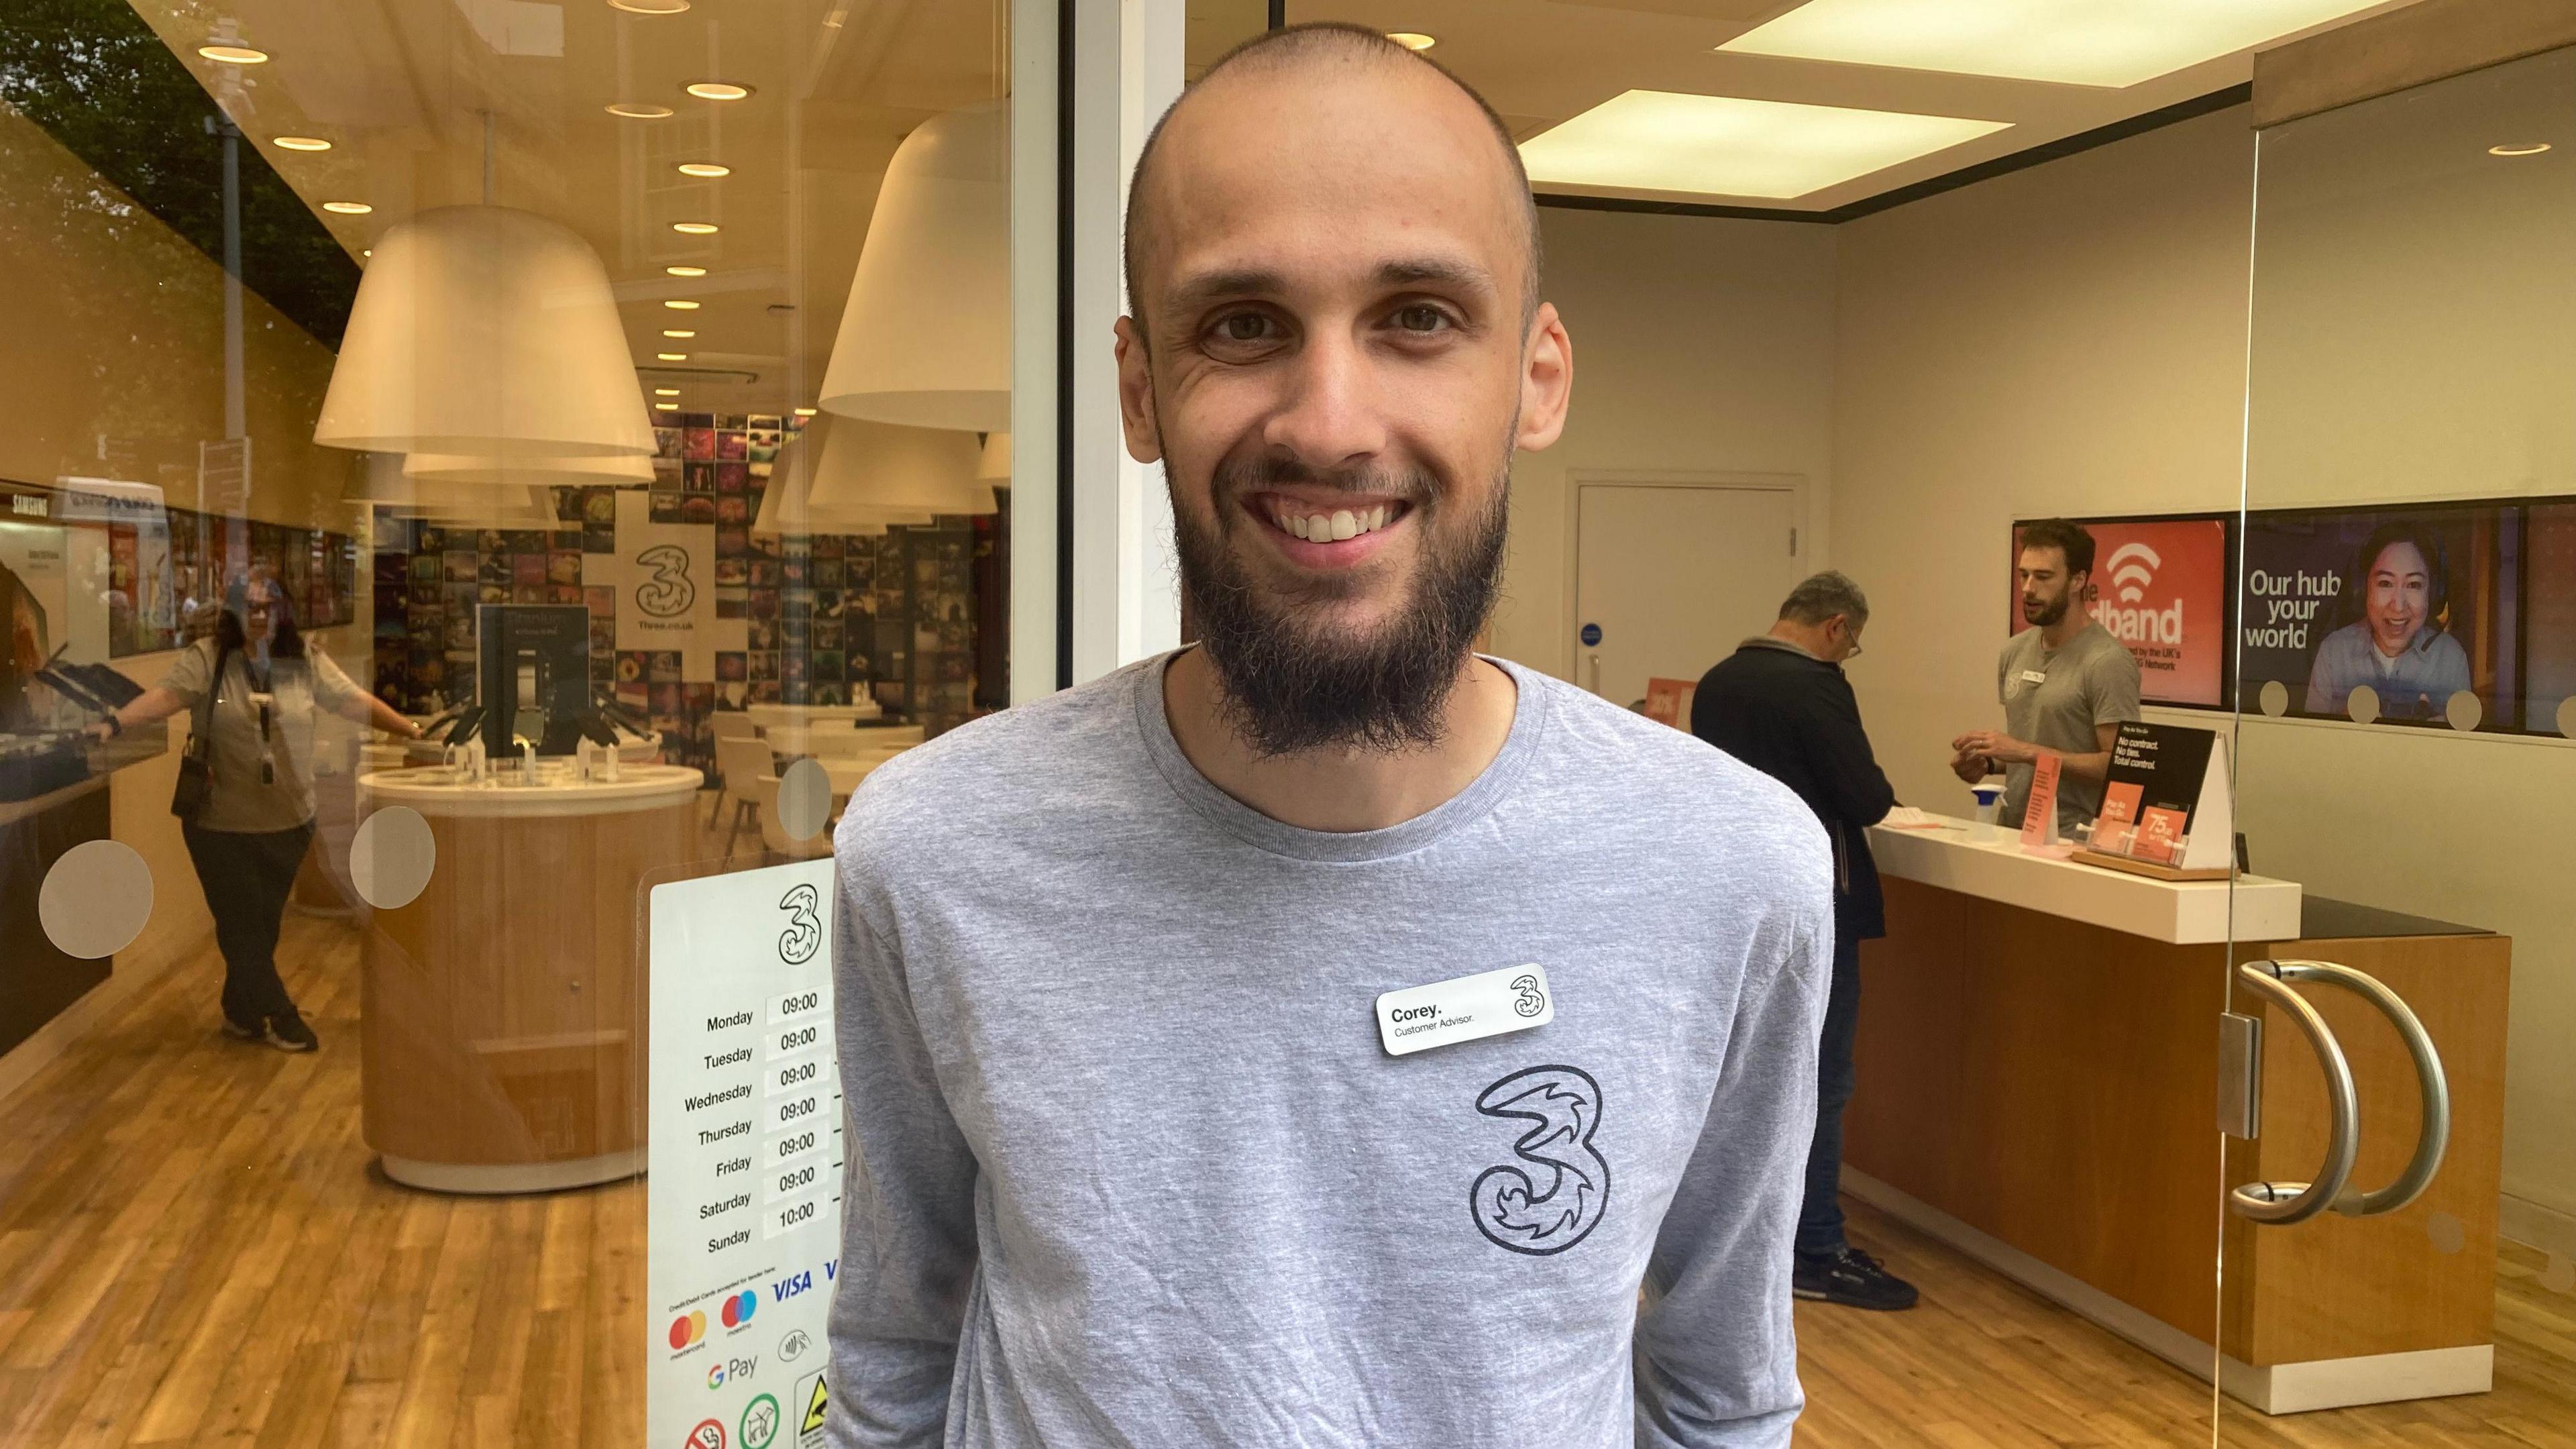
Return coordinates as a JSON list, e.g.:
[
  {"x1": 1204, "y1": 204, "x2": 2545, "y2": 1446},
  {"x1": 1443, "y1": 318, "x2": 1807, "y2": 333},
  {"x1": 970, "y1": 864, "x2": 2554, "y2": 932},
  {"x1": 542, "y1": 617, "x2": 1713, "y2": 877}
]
[
  {"x1": 1847, "y1": 874, "x2": 2508, "y2": 1414},
  {"x1": 358, "y1": 767, "x2": 702, "y2": 1193}
]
